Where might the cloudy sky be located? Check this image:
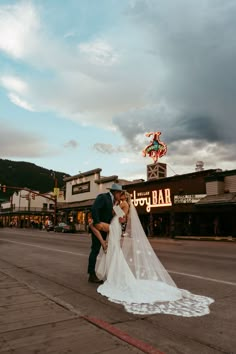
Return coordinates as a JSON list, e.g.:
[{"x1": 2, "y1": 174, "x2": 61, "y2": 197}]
[{"x1": 1, "y1": 0, "x2": 236, "y2": 181}]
